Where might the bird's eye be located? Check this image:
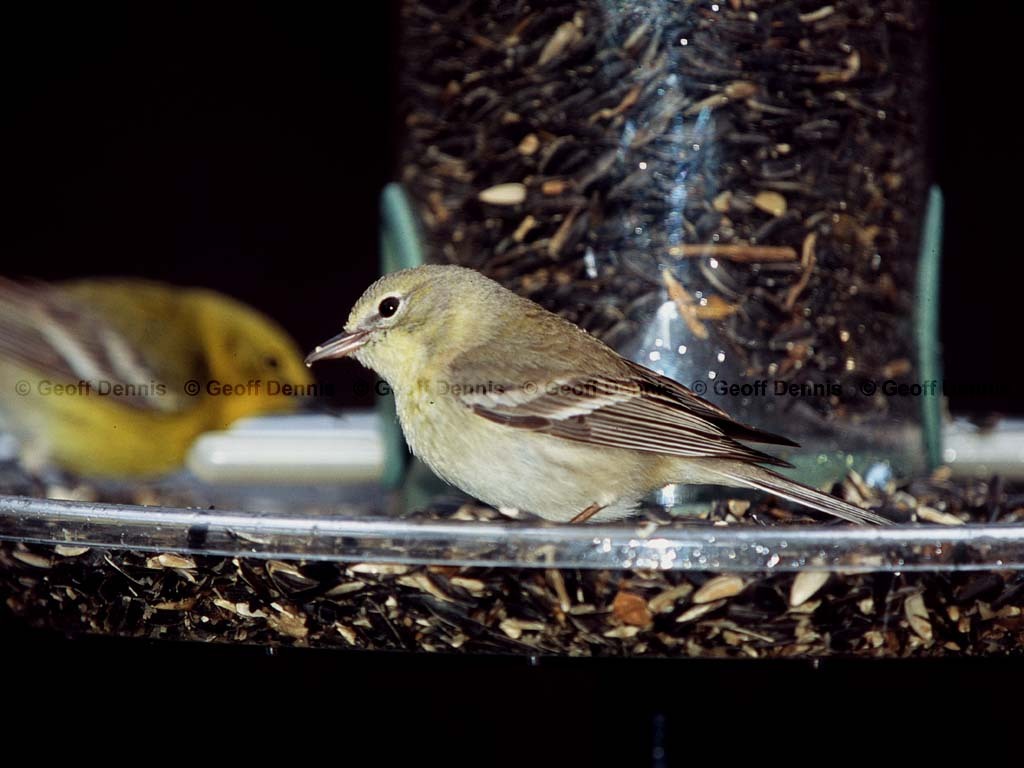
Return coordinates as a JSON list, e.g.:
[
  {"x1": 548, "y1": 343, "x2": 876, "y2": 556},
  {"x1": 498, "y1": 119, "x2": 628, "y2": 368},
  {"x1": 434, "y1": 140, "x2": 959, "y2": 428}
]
[
  {"x1": 378, "y1": 296, "x2": 401, "y2": 318},
  {"x1": 264, "y1": 355, "x2": 279, "y2": 370}
]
